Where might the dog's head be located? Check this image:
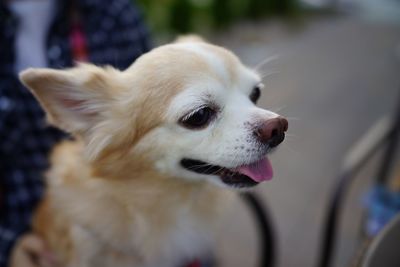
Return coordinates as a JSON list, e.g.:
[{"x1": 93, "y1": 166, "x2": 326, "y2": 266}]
[{"x1": 20, "y1": 38, "x2": 287, "y2": 189}]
